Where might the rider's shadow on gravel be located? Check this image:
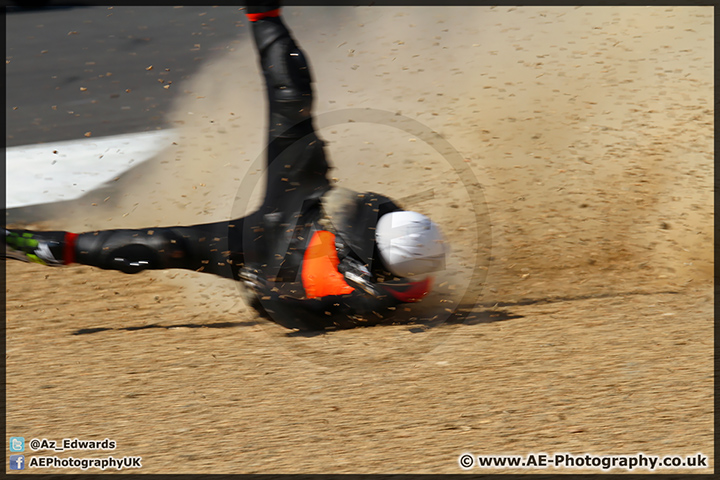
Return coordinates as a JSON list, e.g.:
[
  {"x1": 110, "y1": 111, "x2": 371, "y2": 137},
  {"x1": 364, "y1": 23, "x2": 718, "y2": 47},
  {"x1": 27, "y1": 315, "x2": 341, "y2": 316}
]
[
  {"x1": 283, "y1": 305, "x2": 524, "y2": 337},
  {"x1": 70, "y1": 305, "x2": 523, "y2": 337},
  {"x1": 72, "y1": 319, "x2": 262, "y2": 335}
]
